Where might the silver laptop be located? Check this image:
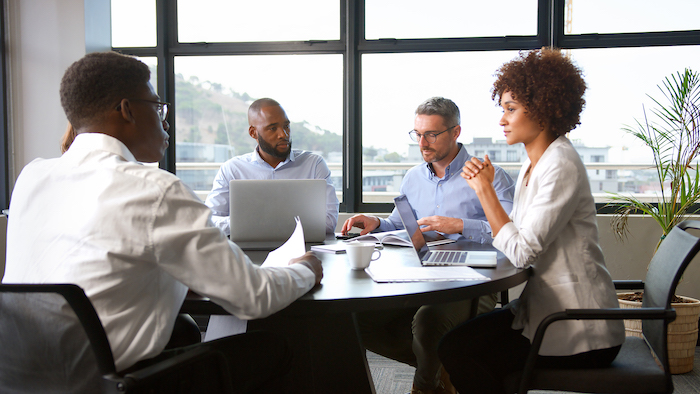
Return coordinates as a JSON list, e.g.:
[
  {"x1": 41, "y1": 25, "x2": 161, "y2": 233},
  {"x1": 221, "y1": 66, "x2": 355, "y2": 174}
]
[
  {"x1": 229, "y1": 179, "x2": 327, "y2": 249},
  {"x1": 393, "y1": 194, "x2": 497, "y2": 267}
]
